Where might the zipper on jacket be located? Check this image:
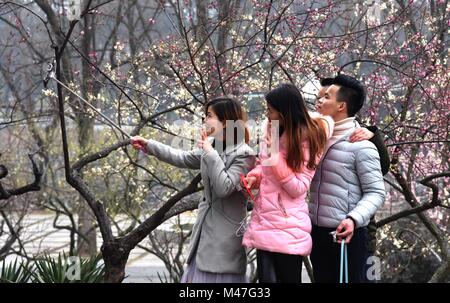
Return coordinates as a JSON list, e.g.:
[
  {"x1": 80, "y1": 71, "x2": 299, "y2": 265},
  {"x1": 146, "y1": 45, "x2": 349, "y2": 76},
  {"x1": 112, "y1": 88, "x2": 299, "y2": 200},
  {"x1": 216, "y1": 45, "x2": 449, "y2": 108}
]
[
  {"x1": 316, "y1": 141, "x2": 340, "y2": 225},
  {"x1": 316, "y1": 165, "x2": 323, "y2": 225},
  {"x1": 277, "y1": 193, "x2": 288, "y2": 224}
]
